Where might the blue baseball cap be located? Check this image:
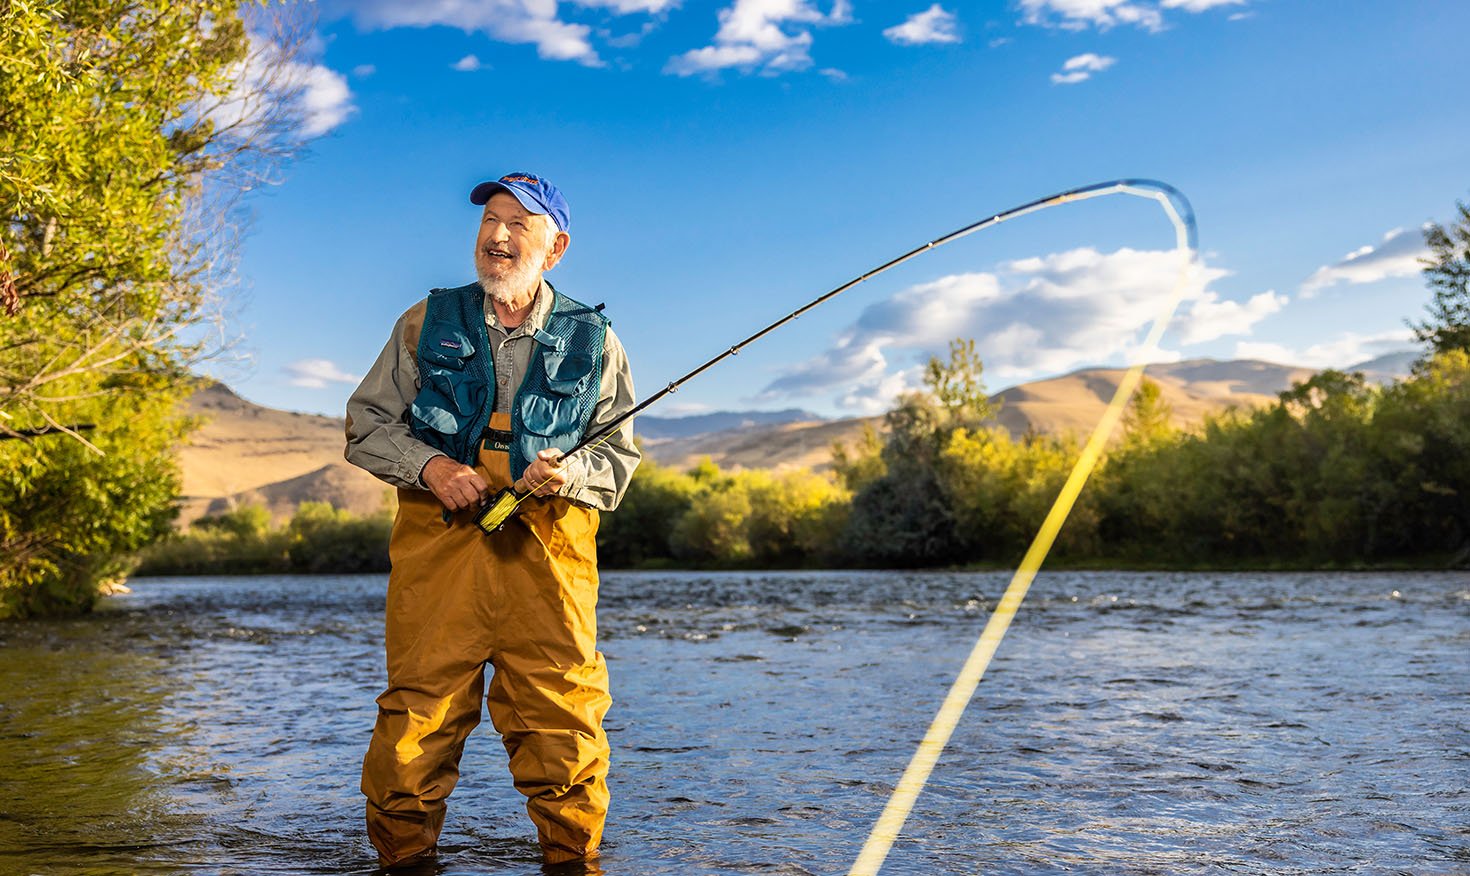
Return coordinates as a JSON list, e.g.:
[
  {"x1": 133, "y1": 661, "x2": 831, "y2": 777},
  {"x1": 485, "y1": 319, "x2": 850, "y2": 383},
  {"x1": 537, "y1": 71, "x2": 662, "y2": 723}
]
[{"x1": 469, "y1": 172, "x2": 570, "y2": 233}]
